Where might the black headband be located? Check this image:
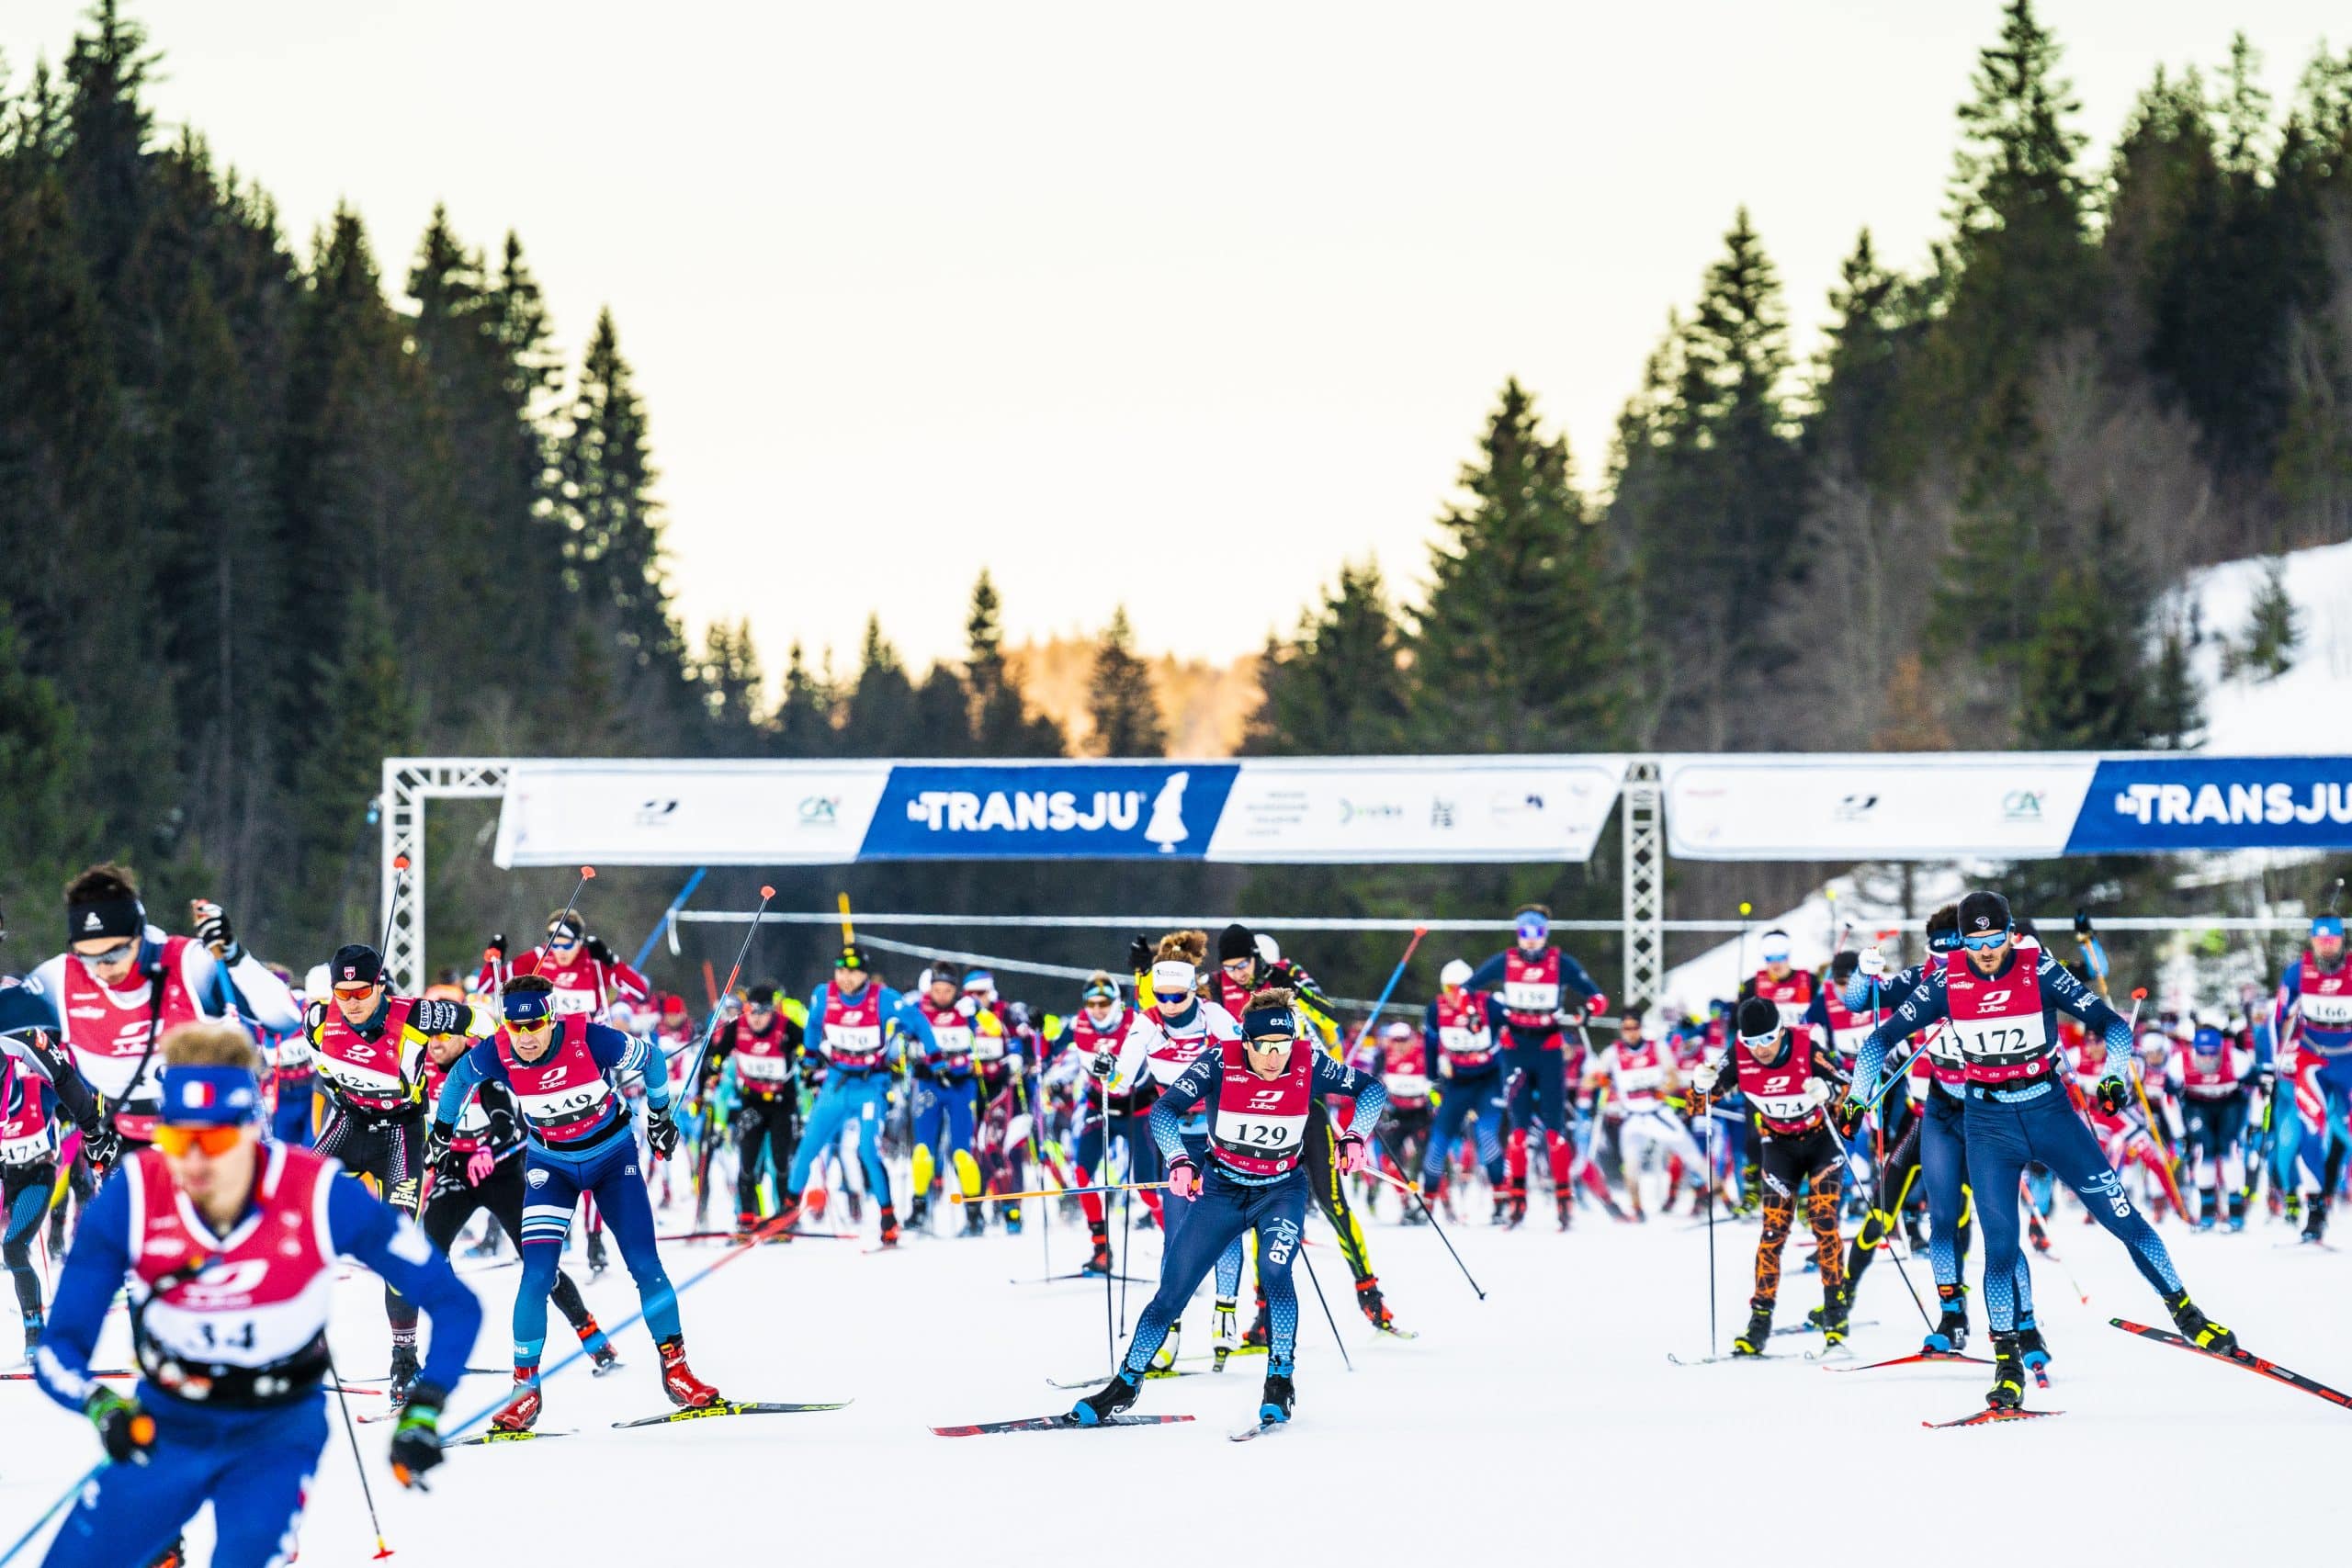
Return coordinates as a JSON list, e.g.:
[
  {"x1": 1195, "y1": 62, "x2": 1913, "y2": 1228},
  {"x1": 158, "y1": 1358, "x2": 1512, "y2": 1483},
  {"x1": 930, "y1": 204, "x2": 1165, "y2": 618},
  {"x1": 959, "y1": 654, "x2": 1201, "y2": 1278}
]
[
  {"x1": 1241, "y1": 1006, "x2": 1297, "y2": 1042},
  {"x1": 68, "y1": 897, "x2": 142, "y2": 945}
]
